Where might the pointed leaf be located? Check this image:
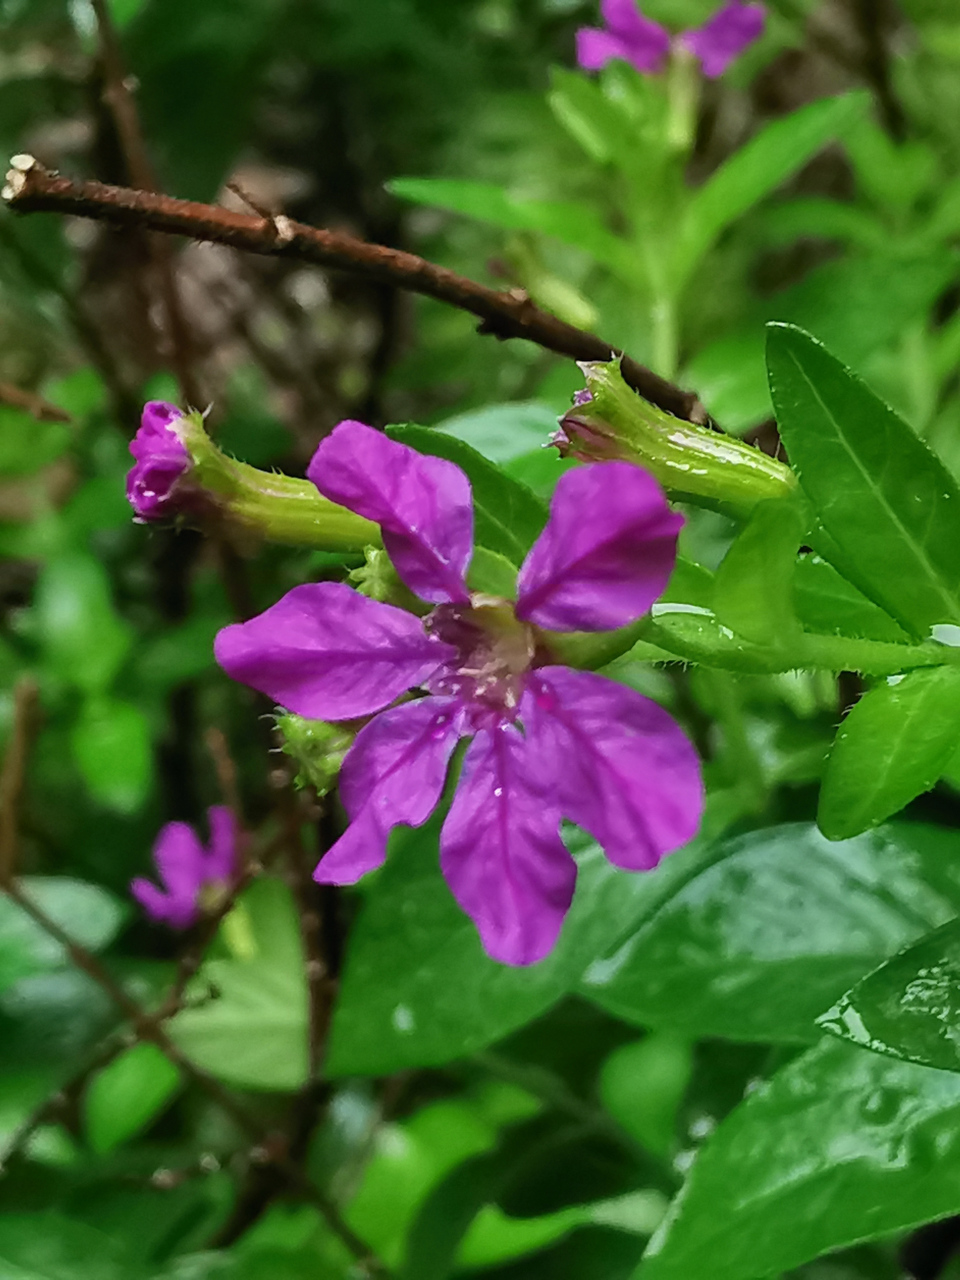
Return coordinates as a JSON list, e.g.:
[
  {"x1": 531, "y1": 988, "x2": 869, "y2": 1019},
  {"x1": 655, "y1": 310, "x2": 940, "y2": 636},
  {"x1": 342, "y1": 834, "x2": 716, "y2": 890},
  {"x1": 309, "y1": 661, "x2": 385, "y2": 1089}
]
[
  {"x1": 819, "y1": 667, "x2": 960, "y2": 839},
  {"x1": 767, "y1": 323, "x2": 960, "y2": 636},
  {"x1": 637, "y1": 1037, "x2": 960, "y2": 1280}
]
